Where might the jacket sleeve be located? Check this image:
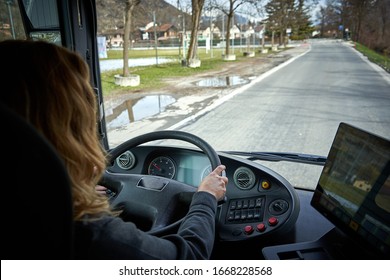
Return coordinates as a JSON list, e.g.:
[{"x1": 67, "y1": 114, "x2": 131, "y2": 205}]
[{"x1": 74, "y1": 191, "x2": 218, "y2": 260}]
